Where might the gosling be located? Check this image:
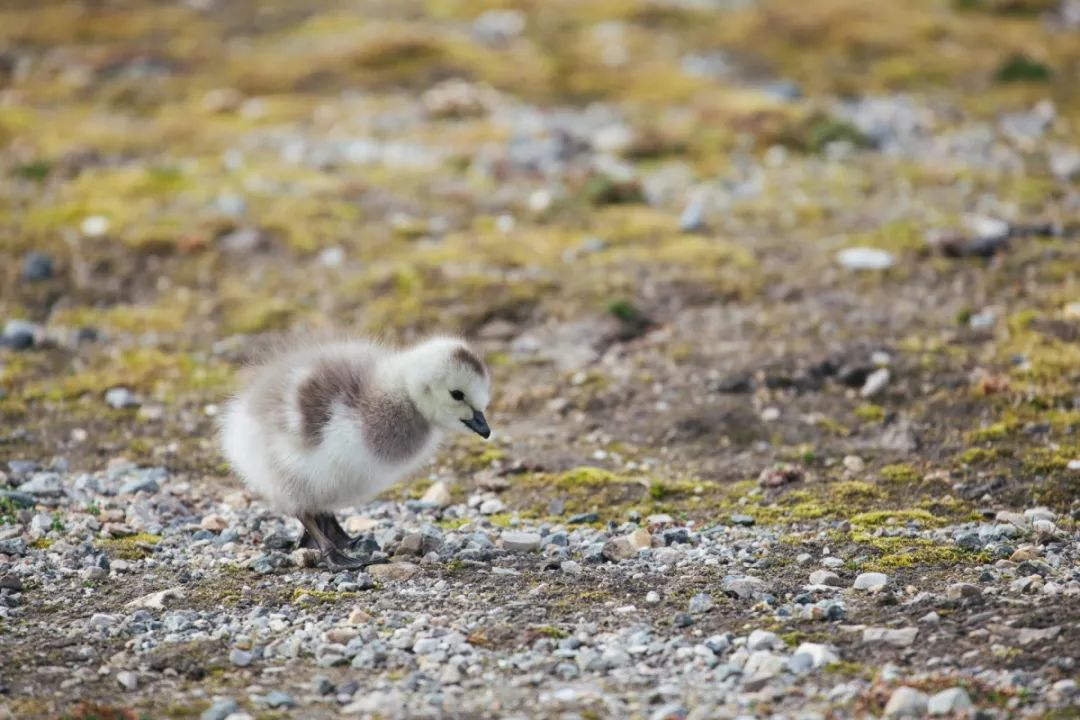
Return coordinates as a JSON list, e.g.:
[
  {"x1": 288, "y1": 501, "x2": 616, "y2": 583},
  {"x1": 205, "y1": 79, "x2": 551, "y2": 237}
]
[{"x1": 219, "y1": 335, "x2": 492, "y2": 570}]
